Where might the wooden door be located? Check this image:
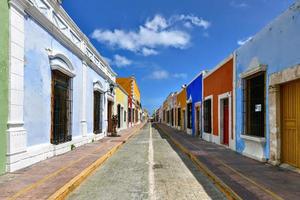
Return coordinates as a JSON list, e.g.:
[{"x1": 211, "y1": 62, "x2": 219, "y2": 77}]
[
  {"x1": 196, "y1": 107, "x2": 200, "y2": 136},
  {"x1": 107, "y1": 101, "x2": 113, "y2": 133},
  {"x1": 223, "y1": 99, "x2": 229, "y2": 145},
  {"x1": 281, "y1": 80, "x2": 300, "y2": 168}
]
